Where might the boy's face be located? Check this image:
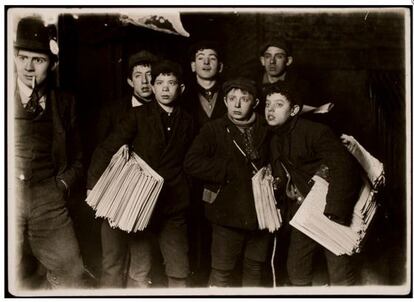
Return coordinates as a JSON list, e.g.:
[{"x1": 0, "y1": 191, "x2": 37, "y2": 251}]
[
  {"x1": 191, "y1": 48, "x2": 223, "y2": 80},
  {"x1": 265, "y1": 92, "x2": 299, "y2": 127},
  {"x1": 152, "y1": 73, "x2": 184, "y2": 107},
  {"x1": 127, "y1": 64, "x2": 152, "y2": 98},
  {"x1": 260, "y1": 46, "x2": 292, "y2": 78},
  {"x1": 224, "y1": 88, "x2": 257, "y2": 122},
  {"x1": 14, "y1": 49, "x2": 51, "y2": 88}
]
